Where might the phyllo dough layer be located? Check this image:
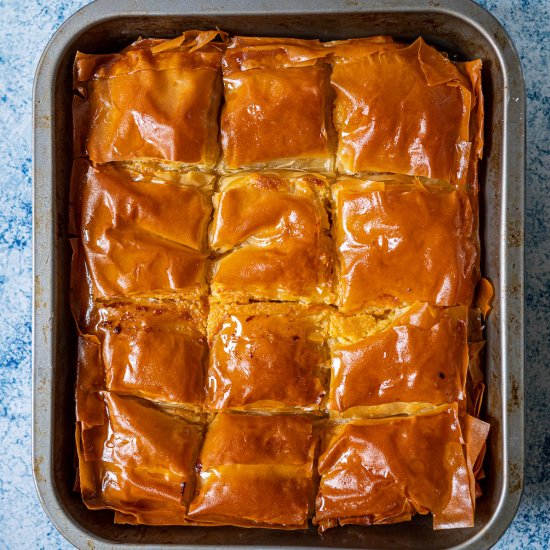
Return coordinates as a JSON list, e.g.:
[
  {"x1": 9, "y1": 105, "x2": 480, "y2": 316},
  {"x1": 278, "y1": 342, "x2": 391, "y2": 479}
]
[
  {"x1": 75, "y1": 300, "x2": 208, "y2": 409},
  {"x1": 73, "y1": 31, "x2": 225, "y2": 168},
  {"x1": 209, "y1": 171, "x2": 333, "y2": 303},
  {"x1": 314, "y1": 404, "x2": 489, "y2": 532},
  {"x1": 333, "y1": 176, "x2": 479, "y2": 311},
  {"x1": 188, "y1": 413, "x2": 316, "y2": 528},
  {"x1": 76, "y1": 392, "x2": 203, "y2": 525},
  {"x1": 206, "y1": 302, "x2": 329, "y2": 412},
  {"x1": 328, "y1": 303, "x2": 469, "y2": 415},
  {"x1": 220, "y1": 37, "x2": 333, "y2": 171},
  {"x1": 330, "y1": 37, "x2": 483, "y2": 187},
  {"x1": 73, "y1": 160, "x2": 214, "y2": 301}
]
